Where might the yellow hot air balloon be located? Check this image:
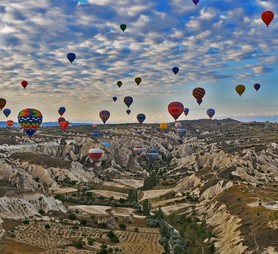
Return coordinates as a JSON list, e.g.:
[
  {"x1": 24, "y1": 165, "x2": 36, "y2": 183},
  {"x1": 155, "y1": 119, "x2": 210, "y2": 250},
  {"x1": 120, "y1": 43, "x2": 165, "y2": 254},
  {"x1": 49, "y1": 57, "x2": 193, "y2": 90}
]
[
  {"x1": 236, "y1": 84, "x2": 245, "y2": 96},
  {"x1": 160, "y1": 122, "x2": 168, "y2": 130}
]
